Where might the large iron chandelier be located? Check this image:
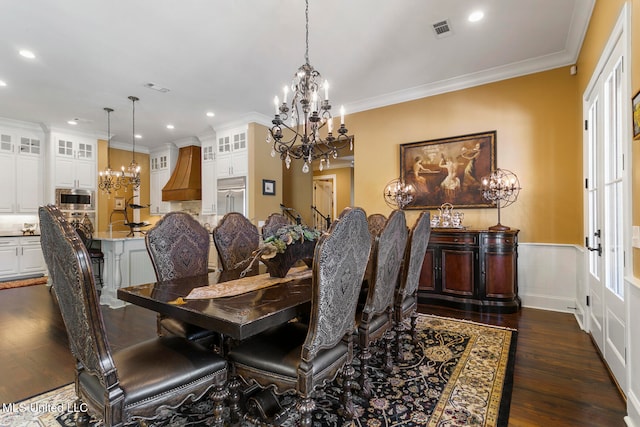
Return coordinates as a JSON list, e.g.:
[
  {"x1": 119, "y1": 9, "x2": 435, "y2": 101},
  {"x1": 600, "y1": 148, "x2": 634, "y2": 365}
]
[
  {"x1": 266, "y1": 0, "x2": 350, "y2": 173},
  {"x1": 121, "y1": 96, "x2": 141, "y2": 190},
  {"x1": 98, "y1": 107, "x2": 123, "y2": 195}
]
